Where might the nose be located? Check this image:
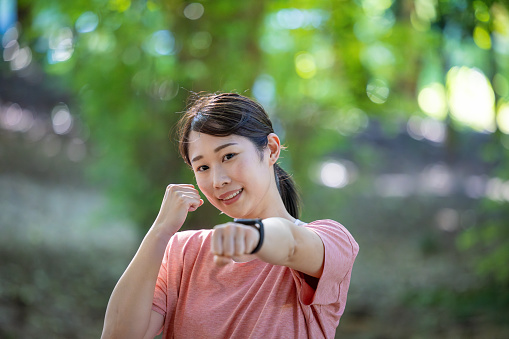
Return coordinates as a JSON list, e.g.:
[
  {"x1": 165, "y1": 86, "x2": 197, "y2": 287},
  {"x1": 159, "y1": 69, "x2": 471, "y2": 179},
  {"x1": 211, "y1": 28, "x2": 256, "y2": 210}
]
[{"x1": 212, "y1": 166, "x2": 231, "y2": 188}]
